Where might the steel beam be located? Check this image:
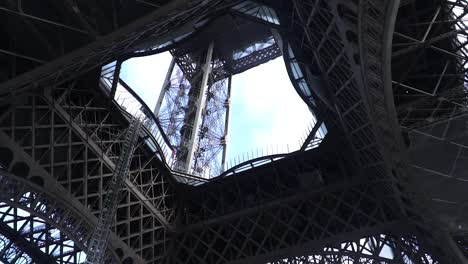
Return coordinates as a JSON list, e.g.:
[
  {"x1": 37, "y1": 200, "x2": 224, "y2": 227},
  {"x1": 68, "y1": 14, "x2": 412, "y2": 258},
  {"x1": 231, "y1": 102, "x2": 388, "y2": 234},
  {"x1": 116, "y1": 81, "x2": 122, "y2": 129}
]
[
  {"x1": 47, "y1": 92, "x2": 173, "y2": 229},
  {"x1": 220, "y1": 75, "x2": 232, "y2": 172},
  {"x1": 0, "y1": 0, "x2": 238, "y2": 98},
  {"x1": 0, "y1": 6, "x2": 92, "y2": 35},
  {"x1": 184, "y1": 42, "x2": 214, "y2": 173},
  {"x1": 154, "y1": 57, "x2": 175, "y2": 117},
  {"x1": 0, "y1": 221, "x2": 56, "y2": 263}
]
